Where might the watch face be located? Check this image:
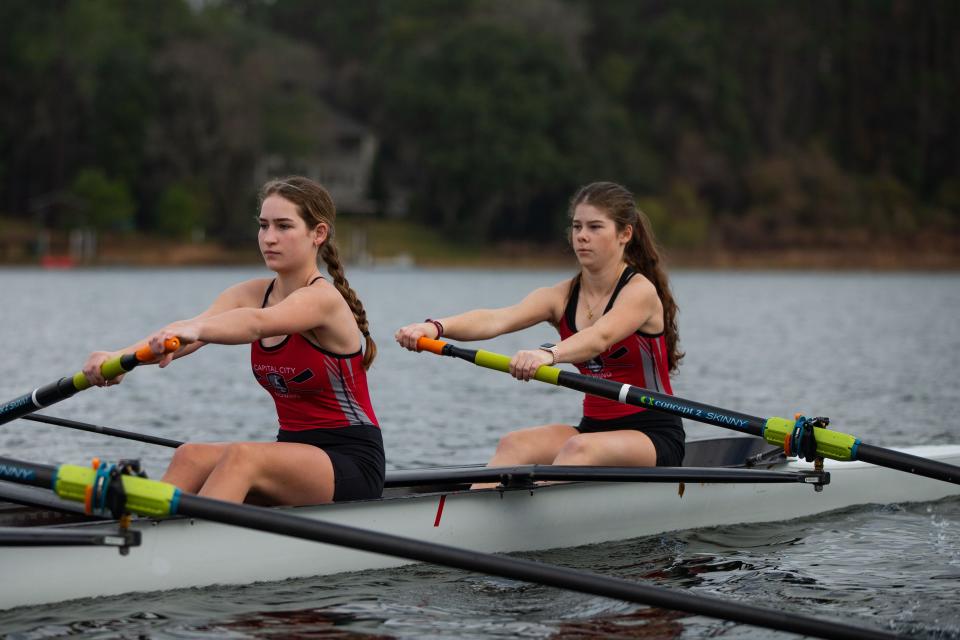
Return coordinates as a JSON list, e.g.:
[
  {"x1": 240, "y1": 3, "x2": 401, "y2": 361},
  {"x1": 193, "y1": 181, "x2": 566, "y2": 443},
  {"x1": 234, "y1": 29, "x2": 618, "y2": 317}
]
[{"x1": 539, "y1": 343, "x2": 556, "y2": 349}]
